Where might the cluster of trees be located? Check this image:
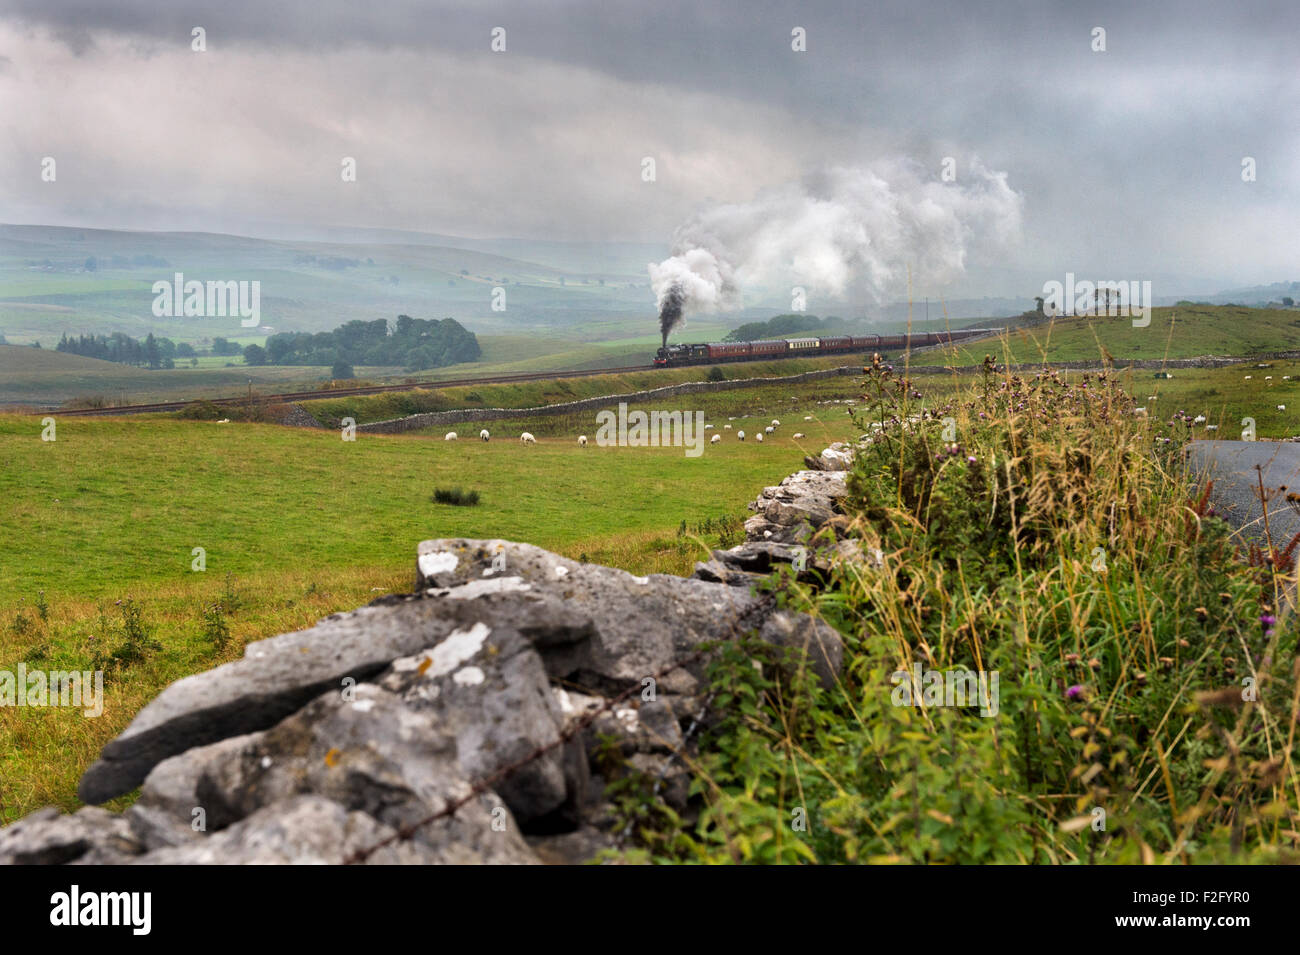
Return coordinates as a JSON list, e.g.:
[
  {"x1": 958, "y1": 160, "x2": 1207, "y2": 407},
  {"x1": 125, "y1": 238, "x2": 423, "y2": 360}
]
[
  {"x1": 55, "y1": 332, "x2": 194, "y2": 369},
  {"x1": 724, "y1": 314, "x2": 854, "y2": 342},
  {"x1": 260, "y1": 316, "x2": 480, "y2": 371},
  {"x1": 52, "y1": 315, "x2": 480, "y2": 374}
]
